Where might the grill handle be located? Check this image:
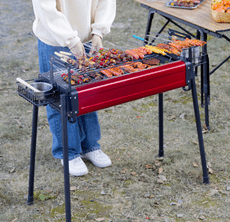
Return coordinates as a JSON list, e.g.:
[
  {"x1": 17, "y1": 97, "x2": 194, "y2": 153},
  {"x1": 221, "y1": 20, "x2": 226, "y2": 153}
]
[{"x1": 50, "y1": 55, "x2": 72, "y2": 93}]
